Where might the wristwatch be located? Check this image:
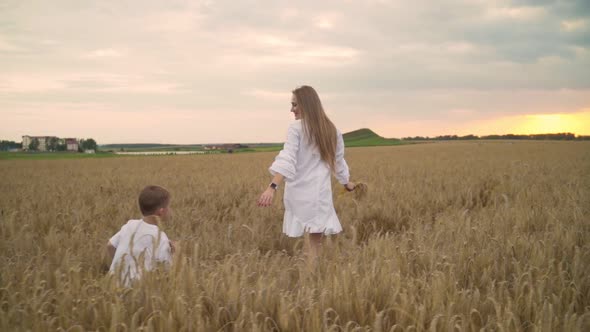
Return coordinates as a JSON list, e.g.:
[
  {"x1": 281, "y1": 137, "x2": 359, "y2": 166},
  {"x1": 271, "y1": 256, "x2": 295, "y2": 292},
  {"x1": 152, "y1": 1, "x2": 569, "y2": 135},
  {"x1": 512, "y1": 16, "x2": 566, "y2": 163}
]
[{"x1": 269, "y1": 182, "x2": 279, "y2": 190}]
